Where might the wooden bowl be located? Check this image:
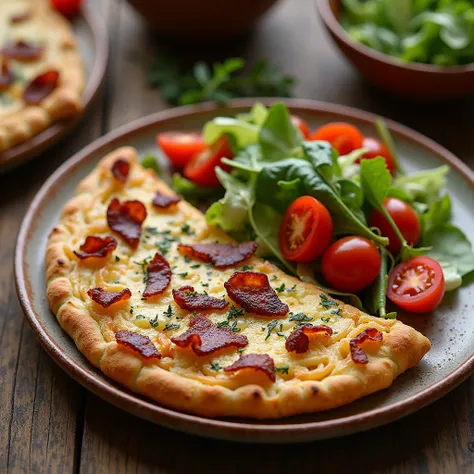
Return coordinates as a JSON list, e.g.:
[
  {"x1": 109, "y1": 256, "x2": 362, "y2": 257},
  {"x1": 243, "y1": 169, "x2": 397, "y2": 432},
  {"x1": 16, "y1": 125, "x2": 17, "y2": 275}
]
[
  {"x1": 316, "y1": 0, "x2": 474, "y2": 101},
  {"x1": 126, "y1": 0, "x2": 279, "y2": 41}
]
